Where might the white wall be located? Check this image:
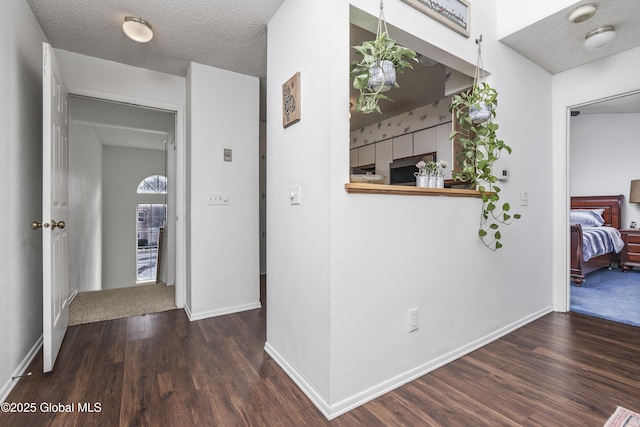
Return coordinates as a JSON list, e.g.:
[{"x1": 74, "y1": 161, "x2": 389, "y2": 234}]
[
  {"x1": 102, "y1": 146, "x2": 166, "y2": 289},
  {"x1": 0, "y1": 0, "x2": 47, "y2": 402},
  {"x1": 332, "y1": 0, "x2": 554, "y2": 413},
  {"x1": 54, "y1": 50, "x2": 185, "y2": 107},
  {"x1": 266, "y1": 0, "x2": 334, "y2": 405},
  {"x1": 570, "y1": 113, "x2": 640, "y2": 227},
  {"x1": 186, "y1": 62, "x2": 260, "y2": 319},
  {"x1": 268, "y1": 0, "x2": 554, "y2": 419},
  {"x1": 68, "y1": 121, "x2": 103, "y2": 292},
  {"x1": 551, "y1": 47, "x2": 640, "y2": 310}
]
